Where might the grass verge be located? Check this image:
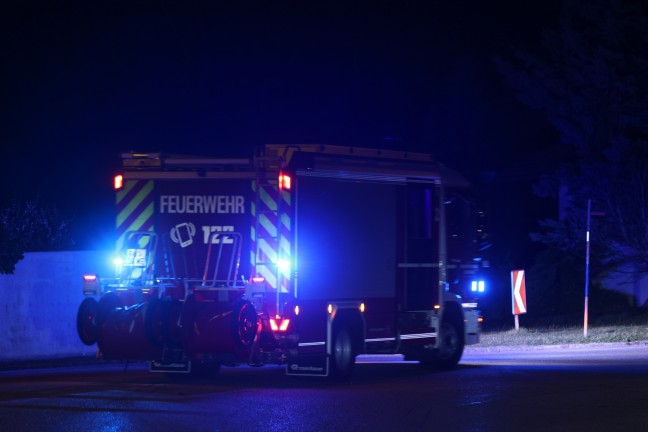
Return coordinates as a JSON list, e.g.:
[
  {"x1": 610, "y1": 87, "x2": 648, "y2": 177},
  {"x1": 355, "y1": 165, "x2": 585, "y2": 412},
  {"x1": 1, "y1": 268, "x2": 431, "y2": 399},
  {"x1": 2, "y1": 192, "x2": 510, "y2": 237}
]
[{"x1": 479, "y1": 313, "x2": 648, "y2": 347}]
